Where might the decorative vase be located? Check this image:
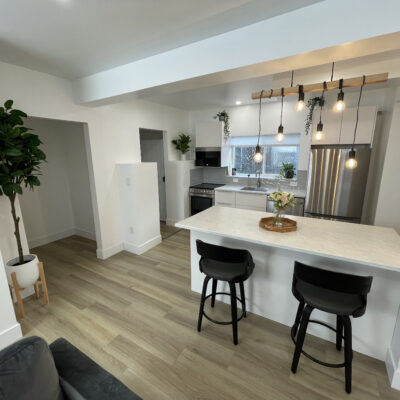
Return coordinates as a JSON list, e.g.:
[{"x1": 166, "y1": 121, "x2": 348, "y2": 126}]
[
  {"x1": 180, "y1": 153, "x2": 187, "y2": 161},
  {"x1": 273, "y1": 208, "x2": 285, "y2": 227},
  {"x1": 6, "y1": 254, "x2": 39, "y2": 288}
]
